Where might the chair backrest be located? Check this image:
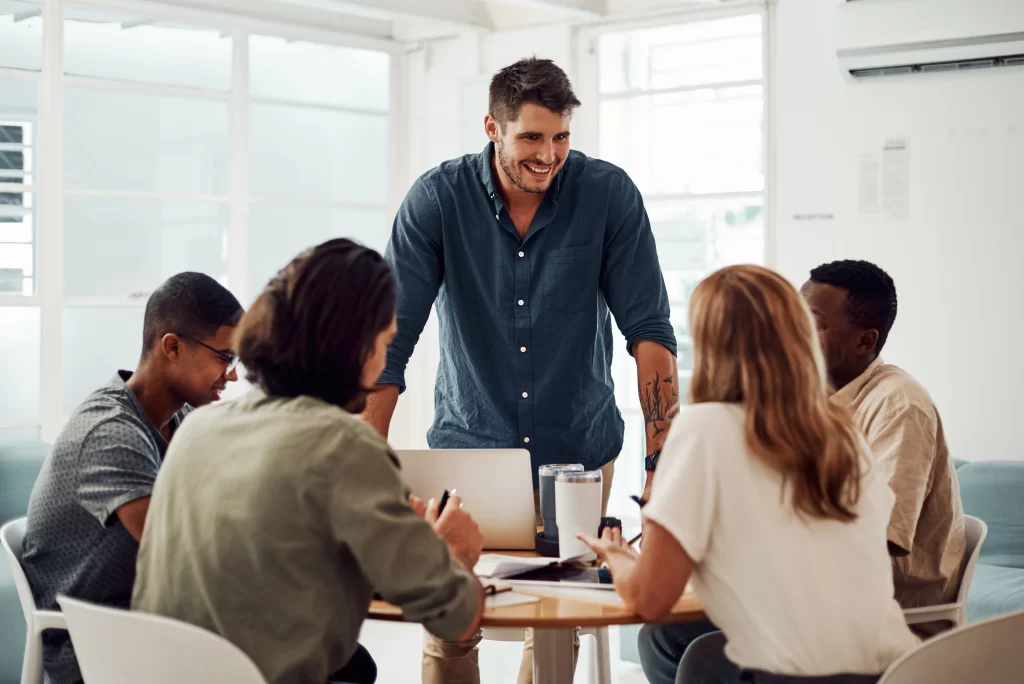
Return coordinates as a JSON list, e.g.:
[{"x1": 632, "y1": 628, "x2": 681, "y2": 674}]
[
  {"x1": 1, "y1": 517, "x2": 38, "y2": 624},
  {"x1": 57, "y1": 595, "x2": 267, "y2": 684},
  {"x1": 957, "y1": 515, "x2": 988, "y2": 605},
  {"x1": 879, "y1": 608, "x2": 1024, "y2": 684}
]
